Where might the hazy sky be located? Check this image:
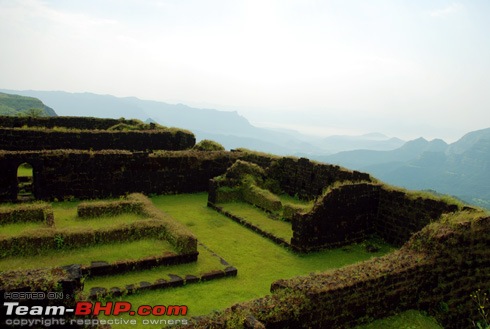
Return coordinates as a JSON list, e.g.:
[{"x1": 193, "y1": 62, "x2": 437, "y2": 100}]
[{"x1": 1, "y1": 0, "x2": 489, "y2": 141}]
